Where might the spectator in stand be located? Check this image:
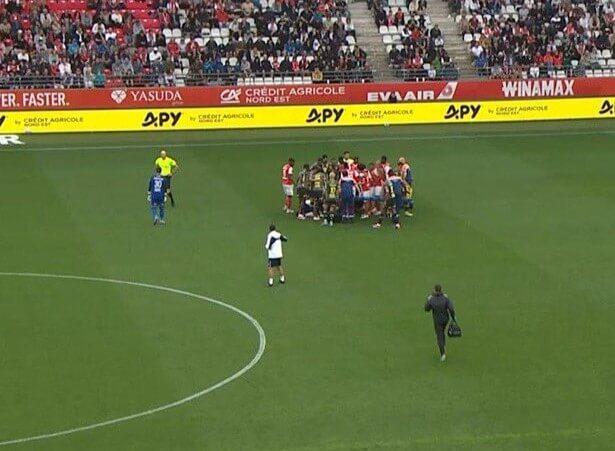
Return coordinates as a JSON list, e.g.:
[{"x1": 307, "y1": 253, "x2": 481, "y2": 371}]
[
  {"x1": 450, "y1": 0, "x2": 615, "y2": 78},
  {"x1": 148, "y1": 46, "x2": 163, "y2": 71},
  {"x1": 312, "y1": 65, "x2": 324, "y2": 82},
  {"x1": 167, "y1": 38, "x2": 180, "y2": 62},
  {"x1": 58, "y1": 57, "x2": 71, "y2": 76},
  {"x1": 470, "y1": 41, "x2": 484, "y2": 59},
  {"x1": 374, "y1": 0, "x2": 455, "y2": 80},
  {"x1": 0, "y1": 0, "x2": 373, "y2": 88}
]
